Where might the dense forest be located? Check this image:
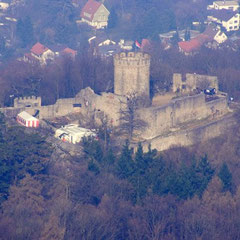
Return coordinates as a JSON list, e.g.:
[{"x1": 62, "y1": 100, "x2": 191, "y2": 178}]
[{"x1": 1, "y1": 107, "x2": 240, "y2": 239}]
